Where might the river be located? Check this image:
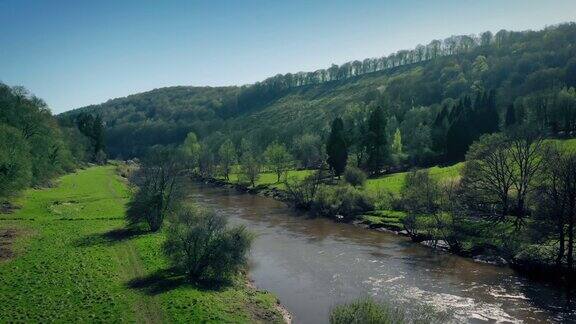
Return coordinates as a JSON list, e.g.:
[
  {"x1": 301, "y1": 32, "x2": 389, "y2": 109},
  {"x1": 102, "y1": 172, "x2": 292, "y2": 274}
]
[{"x1": 189, "y1": 183, "x2": 575, "y2": 323}]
